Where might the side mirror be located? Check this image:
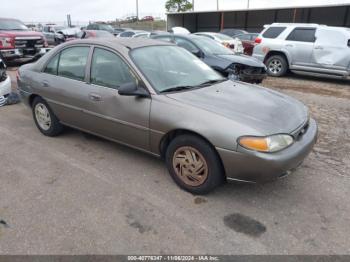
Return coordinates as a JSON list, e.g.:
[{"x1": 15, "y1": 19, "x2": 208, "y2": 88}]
[
  {"x1": 118, "y1": 82, "x2": 150, "y2": 98},
  {"x1": 192, "y1": 50, "x2": 203, "y2": 58}
]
